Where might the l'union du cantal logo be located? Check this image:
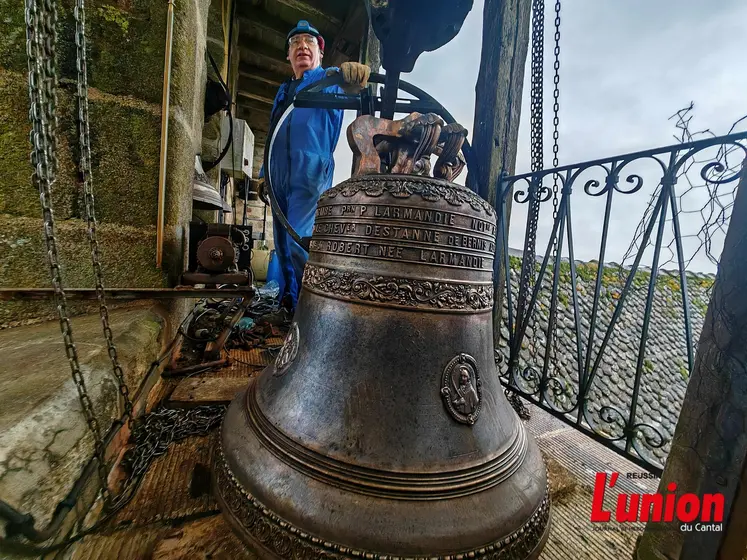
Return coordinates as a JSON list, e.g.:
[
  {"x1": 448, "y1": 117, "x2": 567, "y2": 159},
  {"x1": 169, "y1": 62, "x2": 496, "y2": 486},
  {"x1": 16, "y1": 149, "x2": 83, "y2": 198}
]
[{"x1": 590, "y1": 472, "x2": 724, "y2": 532}]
